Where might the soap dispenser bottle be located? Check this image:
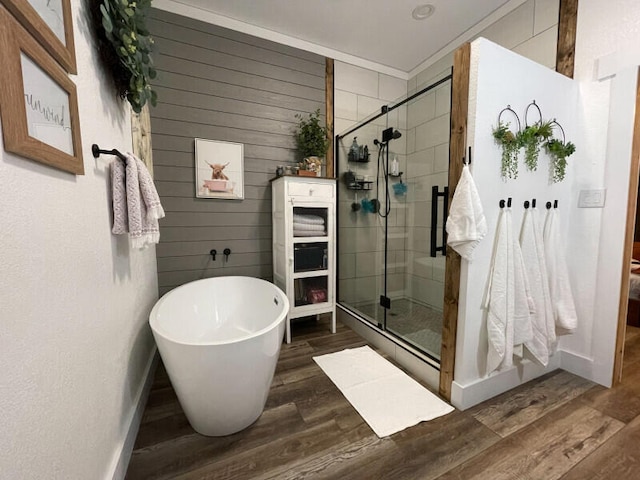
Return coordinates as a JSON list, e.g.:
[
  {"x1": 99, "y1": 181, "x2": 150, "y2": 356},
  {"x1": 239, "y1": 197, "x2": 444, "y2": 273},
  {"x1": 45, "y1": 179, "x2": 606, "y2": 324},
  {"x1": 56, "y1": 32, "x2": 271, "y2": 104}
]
[
  {"x1": 391, "y1": 156, "x2": 399, "y2": 176},
  {"x1": 348, "y1": 137, "x2": 359, "y2": 162}
]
